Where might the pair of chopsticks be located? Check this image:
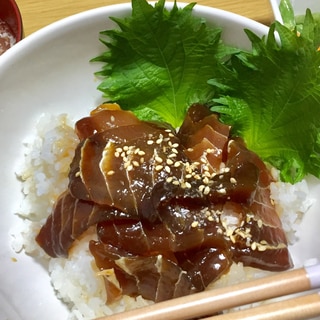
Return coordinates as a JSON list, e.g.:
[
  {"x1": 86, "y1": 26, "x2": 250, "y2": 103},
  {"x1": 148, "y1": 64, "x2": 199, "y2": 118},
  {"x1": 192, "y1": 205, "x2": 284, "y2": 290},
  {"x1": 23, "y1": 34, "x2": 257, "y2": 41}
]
[{"x1": 95, "y1": 262, "x2": 320, "y2": 320}]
